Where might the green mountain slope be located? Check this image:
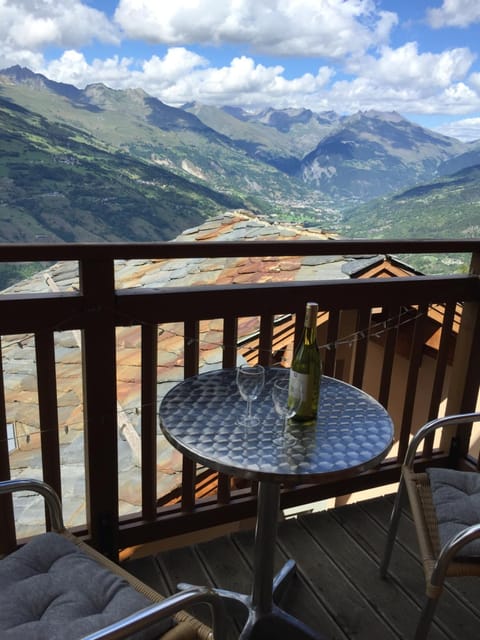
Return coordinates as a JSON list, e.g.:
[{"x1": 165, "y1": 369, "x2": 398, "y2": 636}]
[
  {"x1": 2, "y1": 66, "x2": 474, "y2": 233},
  {"x1": 0, "y1": 66, "x2": 329, "y2": 223},
  {"x1": 0, "y1": 95, "x2": 243, "y2": 243},
  {"x1": 342, "y1": 164, "x2": 480, "y2": 272}
]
